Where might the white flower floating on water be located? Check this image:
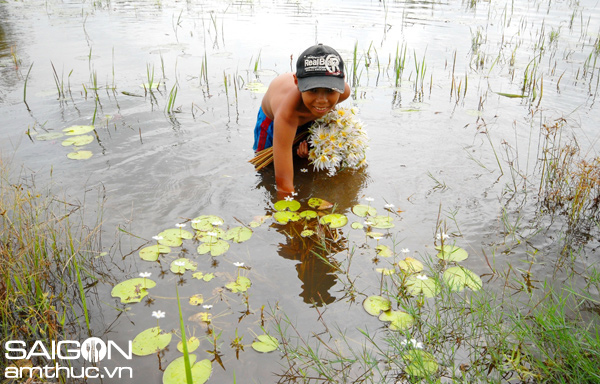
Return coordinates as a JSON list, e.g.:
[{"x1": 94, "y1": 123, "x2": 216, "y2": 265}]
[
  {"x1": 152, "y1": 235, "x2": 163, "y2": 241},
  {"x1": 416, "y1": 274, "x2": 429, "y2": 280},
  {"x1": 401, "y1": 248, "x2": 410, "y2": 254},
  {"x1": 233, "y1": 262, "x2": 245, "y2": 267},
  {"x1": 173, "y1": 261, "x2": 186, "y2": 267},
  {"x1": 139, "y1": 272, "x2": 152, "y2": 278},
  {"x1": 308, "y1": 107, "x2": 369, "y2": 174},
  {"x1": 284, "y1": 196, "x2": 294, "y2": 201},
  {"x1": 152, "y1": 310, "x2": 166, "y2": 319},
  {"x1": 300, "y1": 168, "x2": 308, "y2": 173},
  {"x1": 202, "y1": 305, "x2": 213, "y2": 310},
  {"x1": 436, "y1": 232, "x2": 449, "y2": 240},
  {"x1": 175, "y1": 223, "x2": 186, "y2": 228},
  {"x1": 401, "y1": 338, "x2": 424, "y2": 349}
]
